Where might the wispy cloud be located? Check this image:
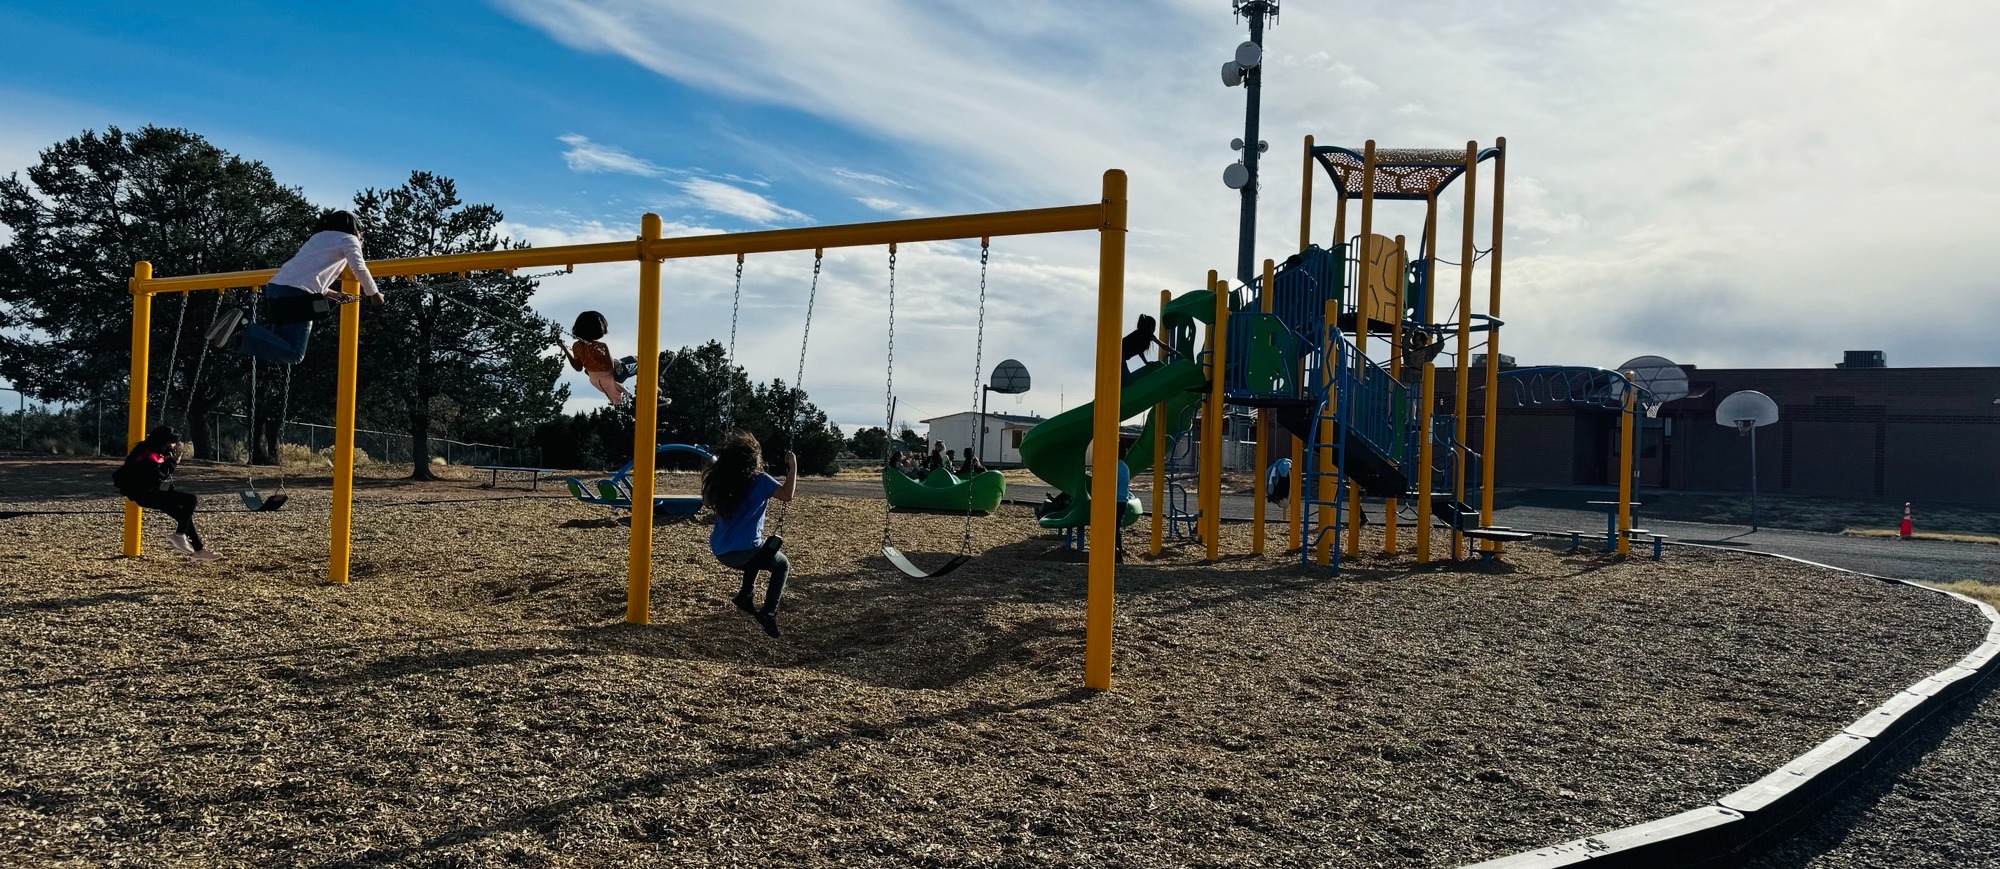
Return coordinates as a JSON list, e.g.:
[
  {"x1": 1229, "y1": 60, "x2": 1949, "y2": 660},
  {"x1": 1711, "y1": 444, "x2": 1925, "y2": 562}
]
[
  {"x1": 854, "y1": 196, "x2": 923, "y2": 217},
  {"x1": 557, "y1": 133, "x2": 661, "y2": 177},
  {"x1": 495, "y1": 0, "x2": 2000, "y2": 425},
  {"x1": 833, "y1": 167, "x2": 913, "y2": 189},
  {"x1": 678, "y1": 178, "x2": 807, "y2": 224}
]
